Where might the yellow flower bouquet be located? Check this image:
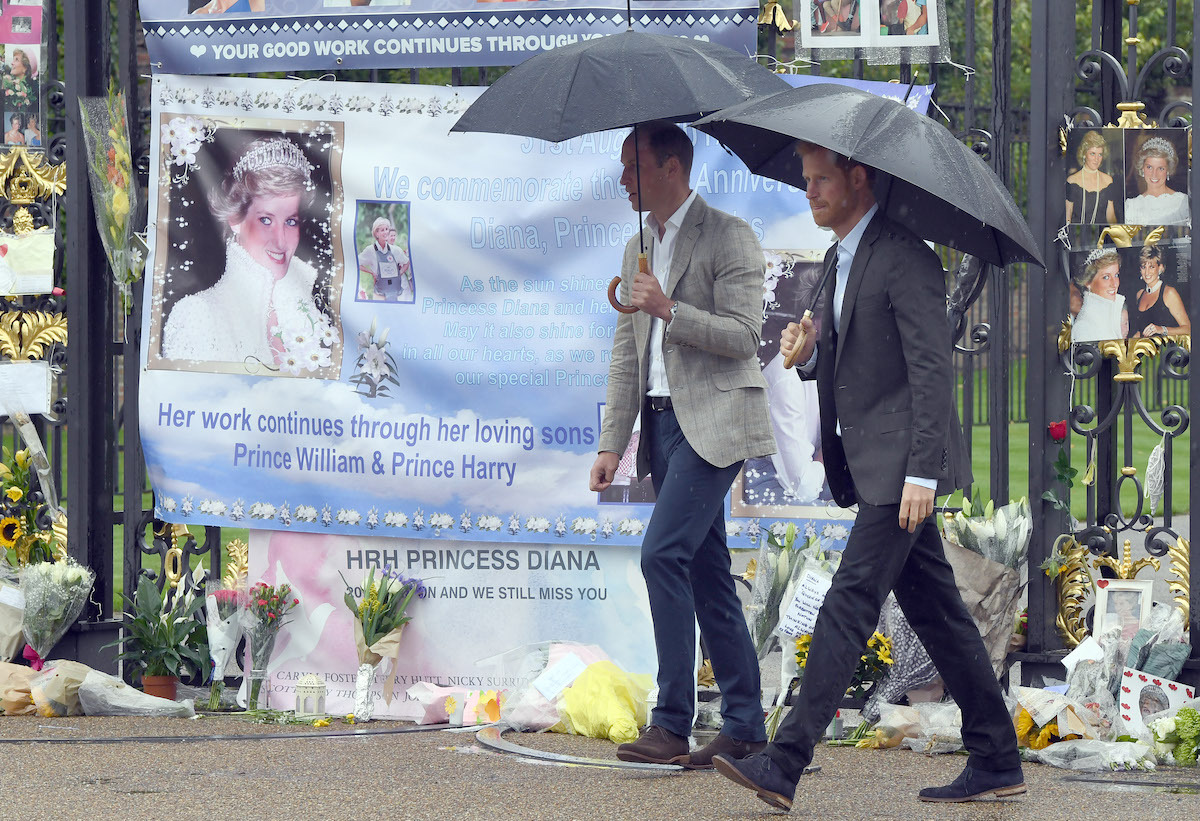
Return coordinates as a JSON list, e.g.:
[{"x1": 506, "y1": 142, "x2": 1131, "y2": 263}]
[
  {"x1": 795, "y1": 630, "x2": 894, "y2": 700},
  {"x1": 0, "y1": 447, "x2": 63, "y2": 567},
  {"x1": 78, "y1": 82, "x2": 145, "y2": 314}
]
